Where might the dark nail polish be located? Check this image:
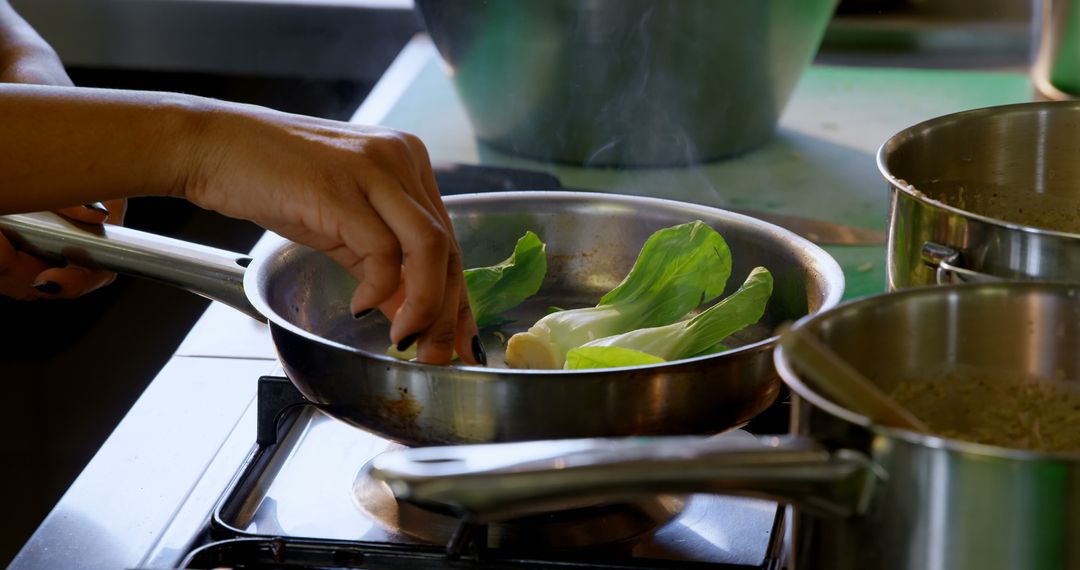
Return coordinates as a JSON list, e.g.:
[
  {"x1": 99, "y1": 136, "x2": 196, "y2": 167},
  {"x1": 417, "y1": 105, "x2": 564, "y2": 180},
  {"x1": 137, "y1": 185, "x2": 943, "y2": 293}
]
[
  {"x1": 33, "y1": 281, "x2": 62, "y2": 295},
  {"x1": 84, "y1": 202, "x2": 110, "y2": 215},
  {"x1": 353, "y1": 308, "x2": 373, "y2": 319},
  {"x1": 471, "y1": 335, "x2": 488, "y2": 366},
  {"x1": 396, "y1": 332, "x2": 420, "y2": 353}
]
